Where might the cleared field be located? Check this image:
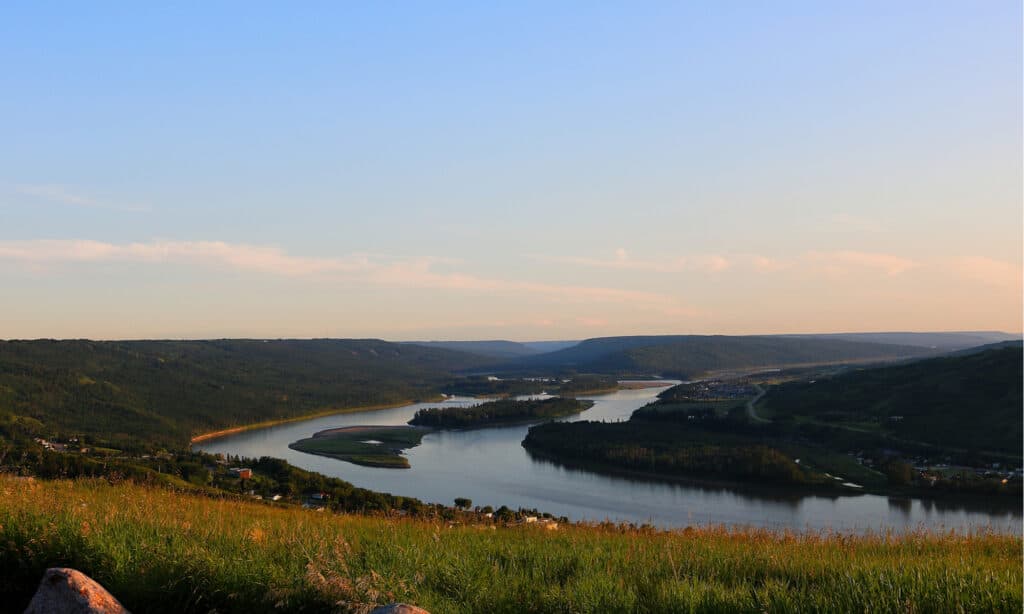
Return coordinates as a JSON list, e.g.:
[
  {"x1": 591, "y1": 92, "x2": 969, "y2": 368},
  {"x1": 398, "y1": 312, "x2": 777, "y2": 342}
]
[{"x1": 289, "y1": 426, "x2": 429, "y2": 468}]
